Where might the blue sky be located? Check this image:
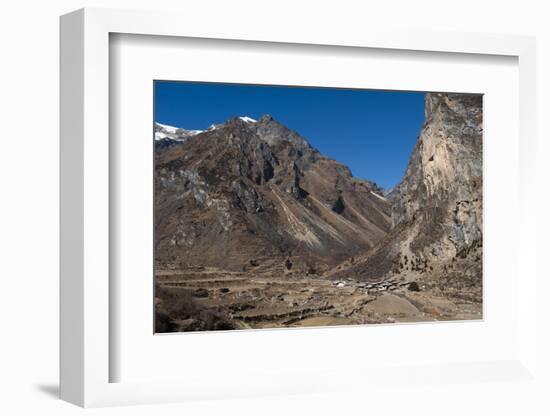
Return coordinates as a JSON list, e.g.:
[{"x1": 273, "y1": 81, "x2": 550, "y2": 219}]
[{"x1": 155, "y1": 81, "x2": 425, "y2": 189}]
